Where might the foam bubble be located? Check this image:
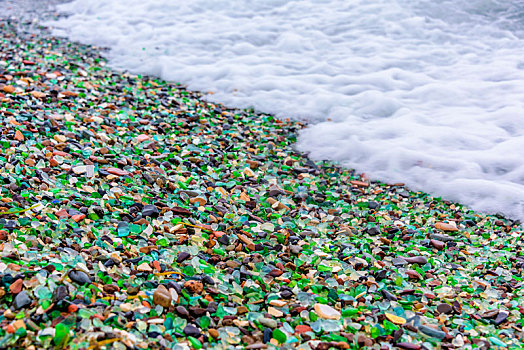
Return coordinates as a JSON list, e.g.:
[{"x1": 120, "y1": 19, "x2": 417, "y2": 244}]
[{"x1": 48, "y1": 0, "x2": 524, "y2": 220}]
